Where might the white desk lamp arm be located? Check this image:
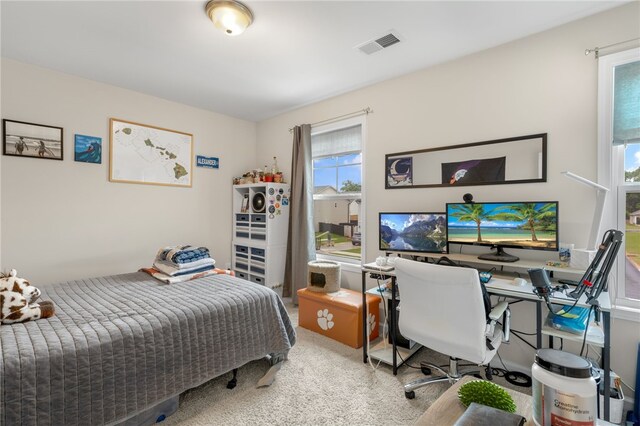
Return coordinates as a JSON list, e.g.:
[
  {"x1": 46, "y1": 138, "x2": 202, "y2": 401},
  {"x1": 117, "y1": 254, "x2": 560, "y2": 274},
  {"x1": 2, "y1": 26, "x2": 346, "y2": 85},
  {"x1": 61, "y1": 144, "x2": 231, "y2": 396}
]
[{"x1": 562, "y1": 171, "x2": 610, "y2": 251}]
